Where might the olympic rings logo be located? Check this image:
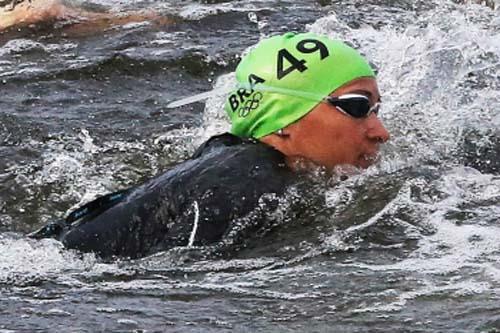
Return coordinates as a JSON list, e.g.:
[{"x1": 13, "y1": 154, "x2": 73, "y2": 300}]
[{"x1": 238, "y1": 92, "x2": 263, "y2": 117}]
